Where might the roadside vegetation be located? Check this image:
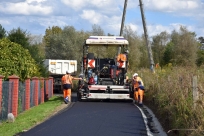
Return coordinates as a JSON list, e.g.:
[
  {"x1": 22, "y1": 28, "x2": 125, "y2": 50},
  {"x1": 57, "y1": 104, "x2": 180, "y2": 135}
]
[
  {"x1": 140, "y1": 67, "x2": 204, "y2": 136},
  {"x1": 0, "y1": 22, "x2": 204, "y2": 136}
]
